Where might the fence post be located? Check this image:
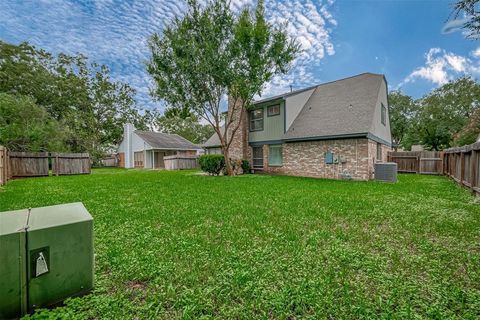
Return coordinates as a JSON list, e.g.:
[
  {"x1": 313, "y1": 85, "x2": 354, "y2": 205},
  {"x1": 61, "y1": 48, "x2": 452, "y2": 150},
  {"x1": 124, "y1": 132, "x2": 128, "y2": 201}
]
[
  {"x1": 416, "y1": 154, "x2": 420, "y2": 174},
  {"x1": 54, "y1": 153, "x2": 58, "y2": 176},
  {"x1": 0, "y1": 146, "x2": 4, "y2": 186},
  {"x1": 441, "y1": 152, "x2": 445, "y2": 175},
  {"x1": 460, "y1": 152, "x2": 465, "y2": 186},
  {"x1": 471, "y1": 150, "x2": 477, "y2": 191}
]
